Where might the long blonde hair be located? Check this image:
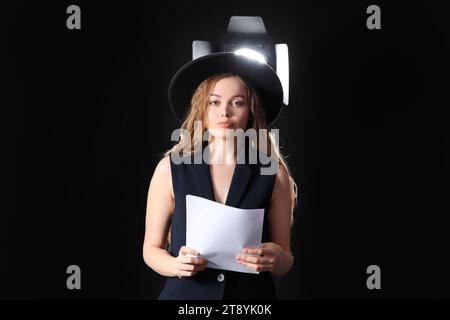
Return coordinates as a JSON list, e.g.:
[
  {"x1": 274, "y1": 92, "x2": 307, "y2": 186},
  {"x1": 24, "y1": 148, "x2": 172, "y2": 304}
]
[{"x1": 164, "y1": 73, "x2": 298, "y2": 230}]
